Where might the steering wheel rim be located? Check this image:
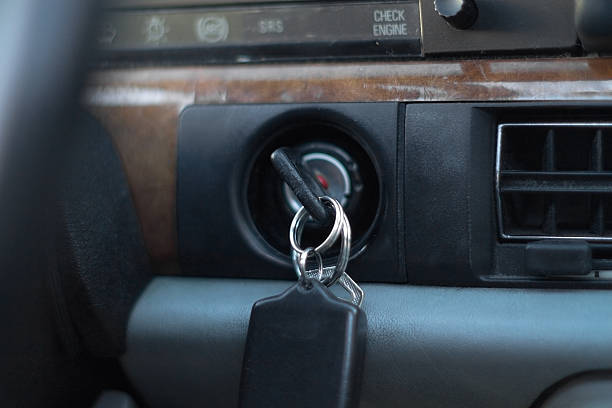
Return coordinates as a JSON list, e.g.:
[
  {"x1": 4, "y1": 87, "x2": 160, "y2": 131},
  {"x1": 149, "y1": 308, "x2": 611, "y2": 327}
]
[{"x1": 0, "y1": 1, "x2": 98, "y2": 406}]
